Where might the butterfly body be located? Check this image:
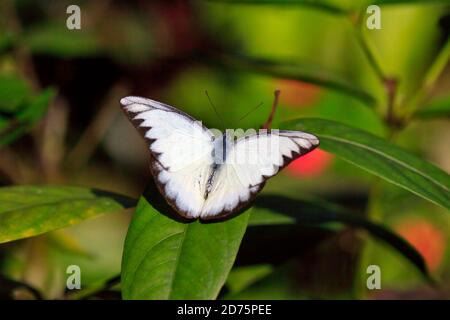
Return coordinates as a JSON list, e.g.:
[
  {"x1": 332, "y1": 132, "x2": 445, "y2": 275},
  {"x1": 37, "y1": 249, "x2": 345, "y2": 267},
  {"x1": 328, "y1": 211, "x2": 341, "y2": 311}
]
[
  {"x1": 121, "y1": 96, "x2": 319, "y2": 221},
  {"x1": 204, "y1": 163, "x2": 219, "y2": 200}
]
